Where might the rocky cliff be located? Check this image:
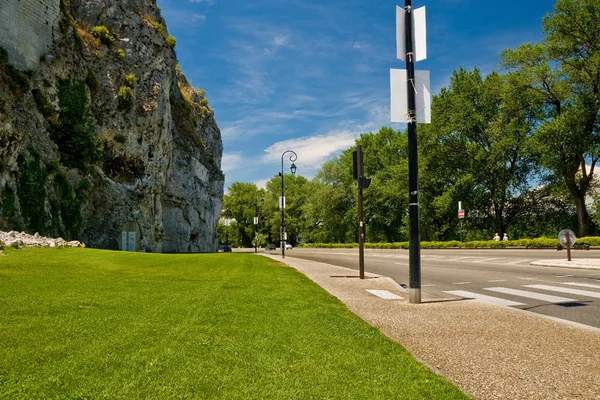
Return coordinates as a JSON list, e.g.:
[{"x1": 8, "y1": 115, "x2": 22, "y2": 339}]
[{"x1": 0, "y1": 0, "x2": 224, "y2": 252}]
